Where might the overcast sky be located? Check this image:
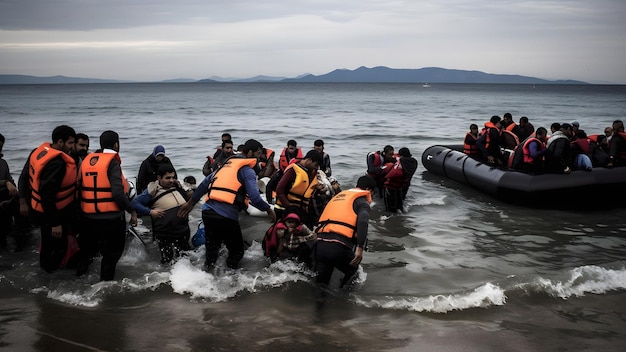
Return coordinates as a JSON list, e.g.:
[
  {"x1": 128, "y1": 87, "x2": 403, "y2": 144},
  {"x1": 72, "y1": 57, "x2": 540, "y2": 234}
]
[{"x1": 1, "y1": 0, "x2": 625, "y2": 83}]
